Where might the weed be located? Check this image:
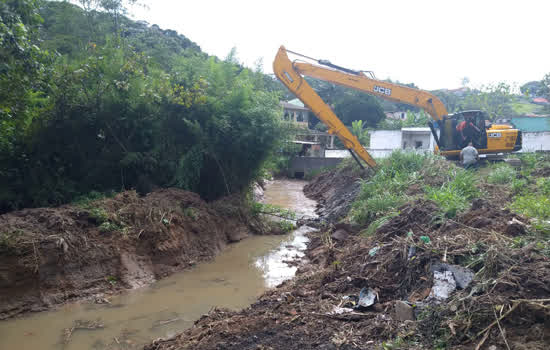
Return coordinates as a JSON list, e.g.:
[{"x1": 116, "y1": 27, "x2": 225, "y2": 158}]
[
  {"x1": 105, "y1": 276, "x2": 117, "y2": 285},
  {"x1": 251, "y1": 202, "x2": 296, "y2": 220},
  {"x1": 511, "y1": 177, "x2": 528, "y2": 194},
  {"x1": 350, "y1": 151, "x2": 429, "y2": 225},
  {"x1": 512, "y1": 194, "x2": 550, "y2": 220},
  {"x1": 536, "y1": 177, "x2": 550, "y2": 196},
  {"x1": 487, "y1": 163, "x2": 516, "y2": 184},
  {"x1": 88, "y1": 207, "x2": 109, "y2": 224},
  {"x1": 277, "y1": 220, "x2": 295, "y2": 233},
  {"x1": 98, "y1": 221, "x2": 122, "y2": 233},
  {"x1": 511, "y1": 194, "x2": 550, "y2": 235},
  {"x1": 360, "y1": 212, "x2": 398, "y2": 237},
  {"x1": 73, "y1": 190, "x2": 115, "y2": 208},
  {"x1": 0, "y1": 230, "x2": 23, "y2": 253},
  {"x1": 183, "y1": 207, "x2": 198, "y2": 221},
  {"x1": 425, "y1": 168, "x2": 479, "y2": 218}
]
